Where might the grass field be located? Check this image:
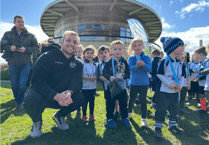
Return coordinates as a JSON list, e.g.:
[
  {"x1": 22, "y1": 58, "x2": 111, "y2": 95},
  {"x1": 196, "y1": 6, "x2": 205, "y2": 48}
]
[{"x1": 1, "y1": 87, "x2": 209, "y2": 145}]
